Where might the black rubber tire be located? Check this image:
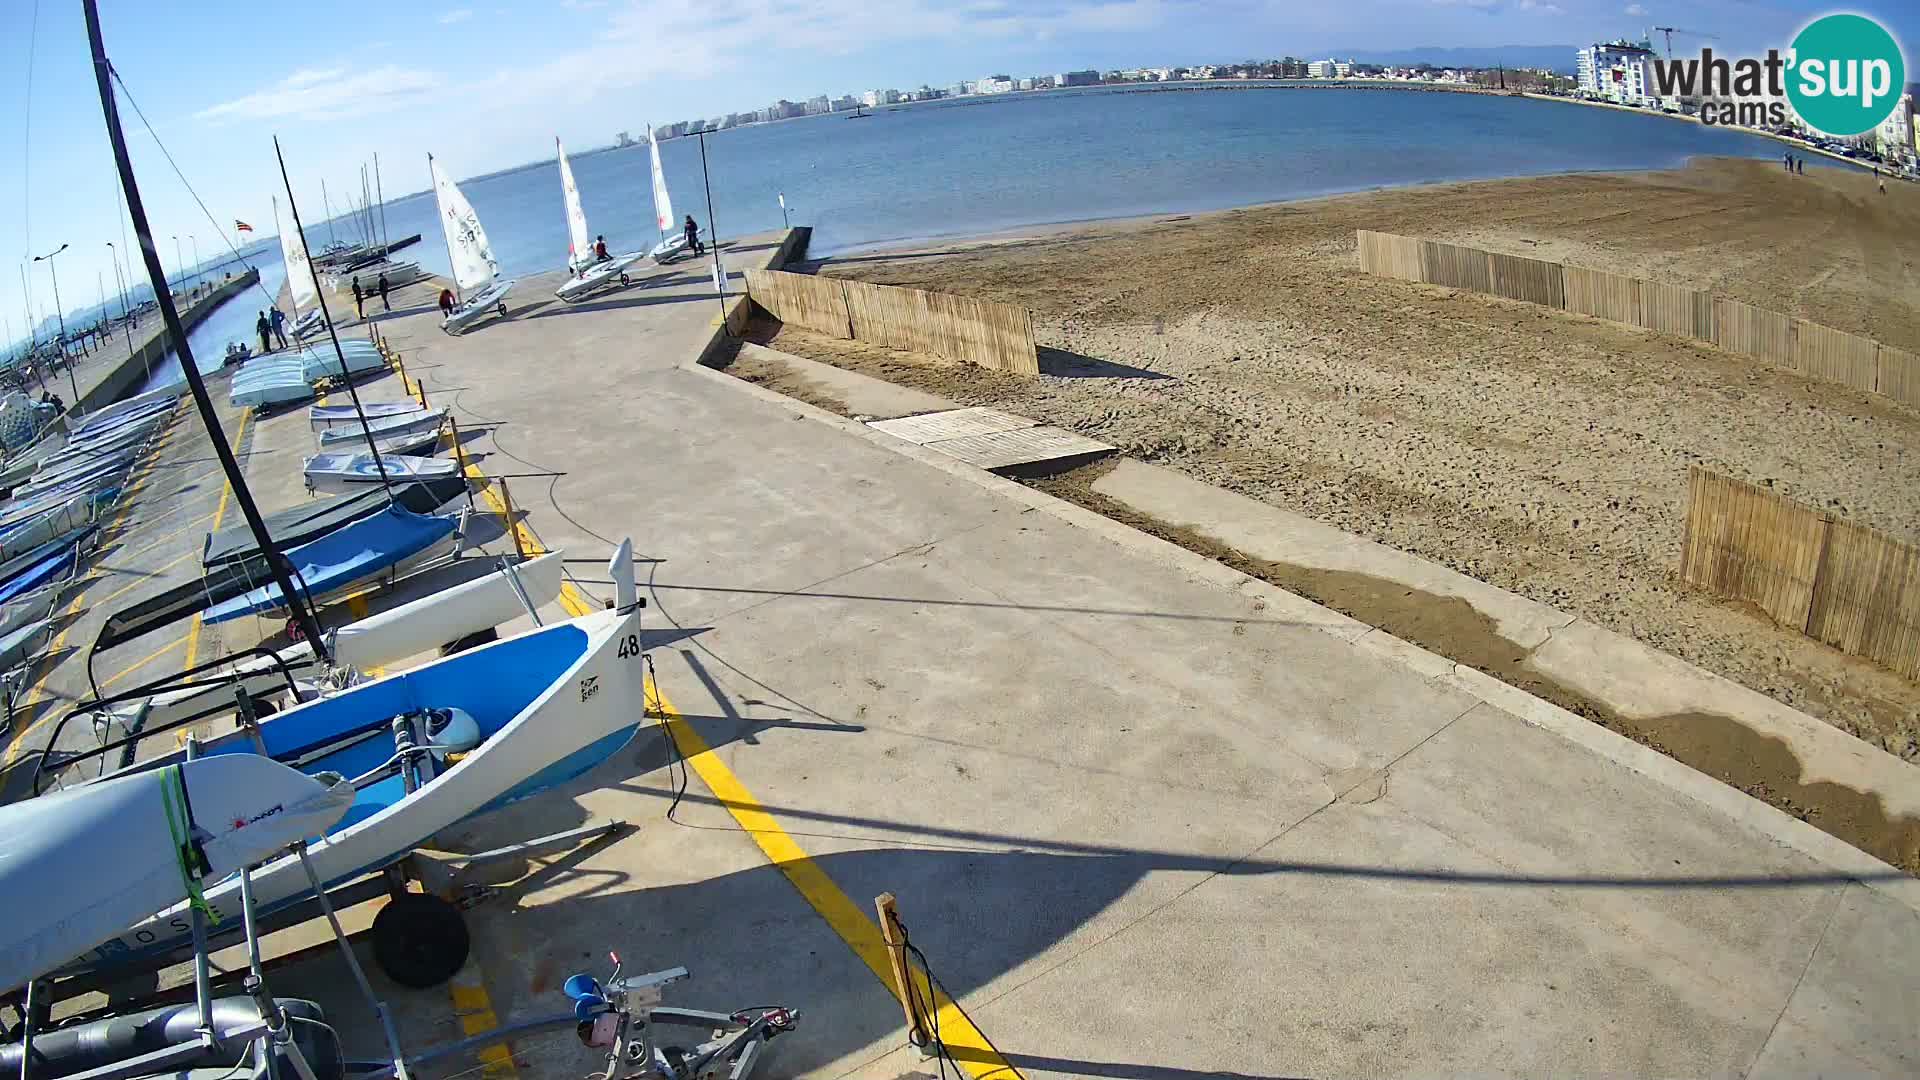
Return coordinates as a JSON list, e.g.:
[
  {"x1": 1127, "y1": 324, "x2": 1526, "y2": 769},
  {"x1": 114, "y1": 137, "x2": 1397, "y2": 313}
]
[
  {"x1": 496, "y1": 302, "x2": 508, "y2": 317},
  {"x1": 441, "y1": 626, "x2": 498, "y2": 656},
  {"x1": 371, "y1": 893, "x2": 470, "y2": 988}
]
